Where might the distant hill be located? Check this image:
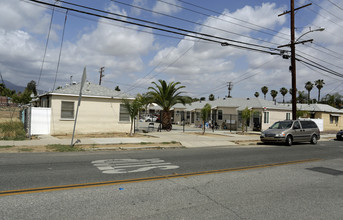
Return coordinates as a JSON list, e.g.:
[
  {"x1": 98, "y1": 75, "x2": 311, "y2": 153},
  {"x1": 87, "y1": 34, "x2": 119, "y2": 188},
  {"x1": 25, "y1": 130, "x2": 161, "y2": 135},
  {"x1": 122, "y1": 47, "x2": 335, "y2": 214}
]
[{"x1": 2, "y1": 80, "x2": 26, "y2": 93}]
